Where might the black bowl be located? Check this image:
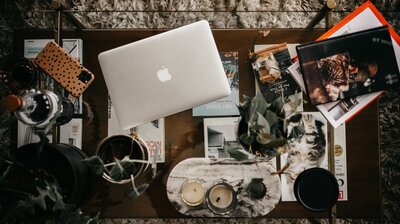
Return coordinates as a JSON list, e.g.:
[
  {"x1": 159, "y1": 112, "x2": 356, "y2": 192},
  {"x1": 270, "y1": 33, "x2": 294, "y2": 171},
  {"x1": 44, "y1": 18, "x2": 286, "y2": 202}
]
[{"x1": 294, "y1": 168, "x2": 339, "y2": 212}]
